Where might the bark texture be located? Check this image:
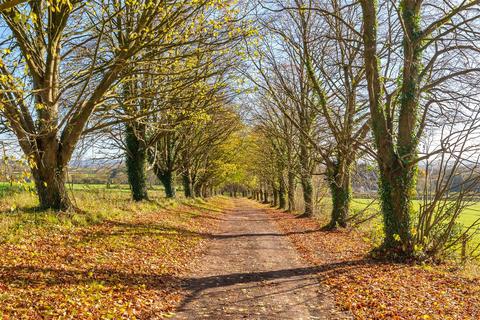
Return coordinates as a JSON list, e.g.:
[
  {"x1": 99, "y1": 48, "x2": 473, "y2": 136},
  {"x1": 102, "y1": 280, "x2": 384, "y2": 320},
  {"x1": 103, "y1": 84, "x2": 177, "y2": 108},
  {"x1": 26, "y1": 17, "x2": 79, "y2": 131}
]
[{"x1": 125, "y1": 124, "x2": 149, "y2": 201}]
